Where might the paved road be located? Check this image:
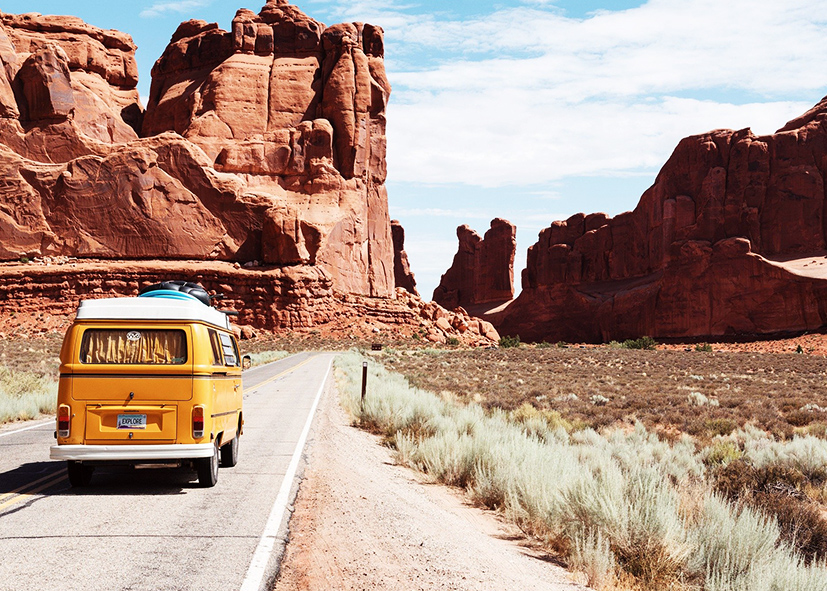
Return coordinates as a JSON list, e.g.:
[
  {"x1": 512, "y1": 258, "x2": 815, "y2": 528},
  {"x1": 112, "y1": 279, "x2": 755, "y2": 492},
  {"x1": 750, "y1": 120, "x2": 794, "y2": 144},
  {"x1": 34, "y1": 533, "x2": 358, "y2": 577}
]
[{"x1": 0, "y1": 352, "x2": 335, "y2": 591}]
